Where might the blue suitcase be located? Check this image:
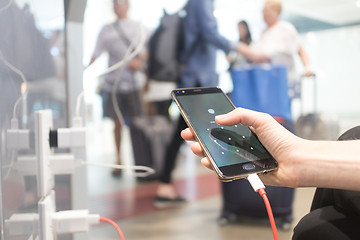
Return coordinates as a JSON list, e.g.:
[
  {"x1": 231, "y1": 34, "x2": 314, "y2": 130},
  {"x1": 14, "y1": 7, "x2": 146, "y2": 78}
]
[{"x1": 230, "y1": 65, "x2": 292, "y2": 121}]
